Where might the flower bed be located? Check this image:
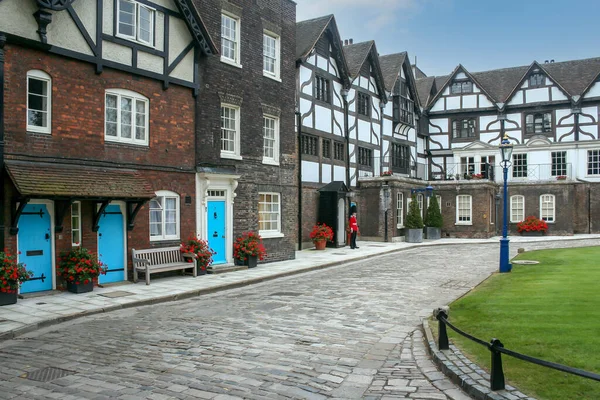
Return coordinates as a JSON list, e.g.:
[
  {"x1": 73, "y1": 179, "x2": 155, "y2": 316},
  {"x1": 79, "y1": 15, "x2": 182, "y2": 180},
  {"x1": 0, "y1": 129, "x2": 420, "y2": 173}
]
[{"x1": 516, "y1": 216, "x2": 548, "y2": 233}]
